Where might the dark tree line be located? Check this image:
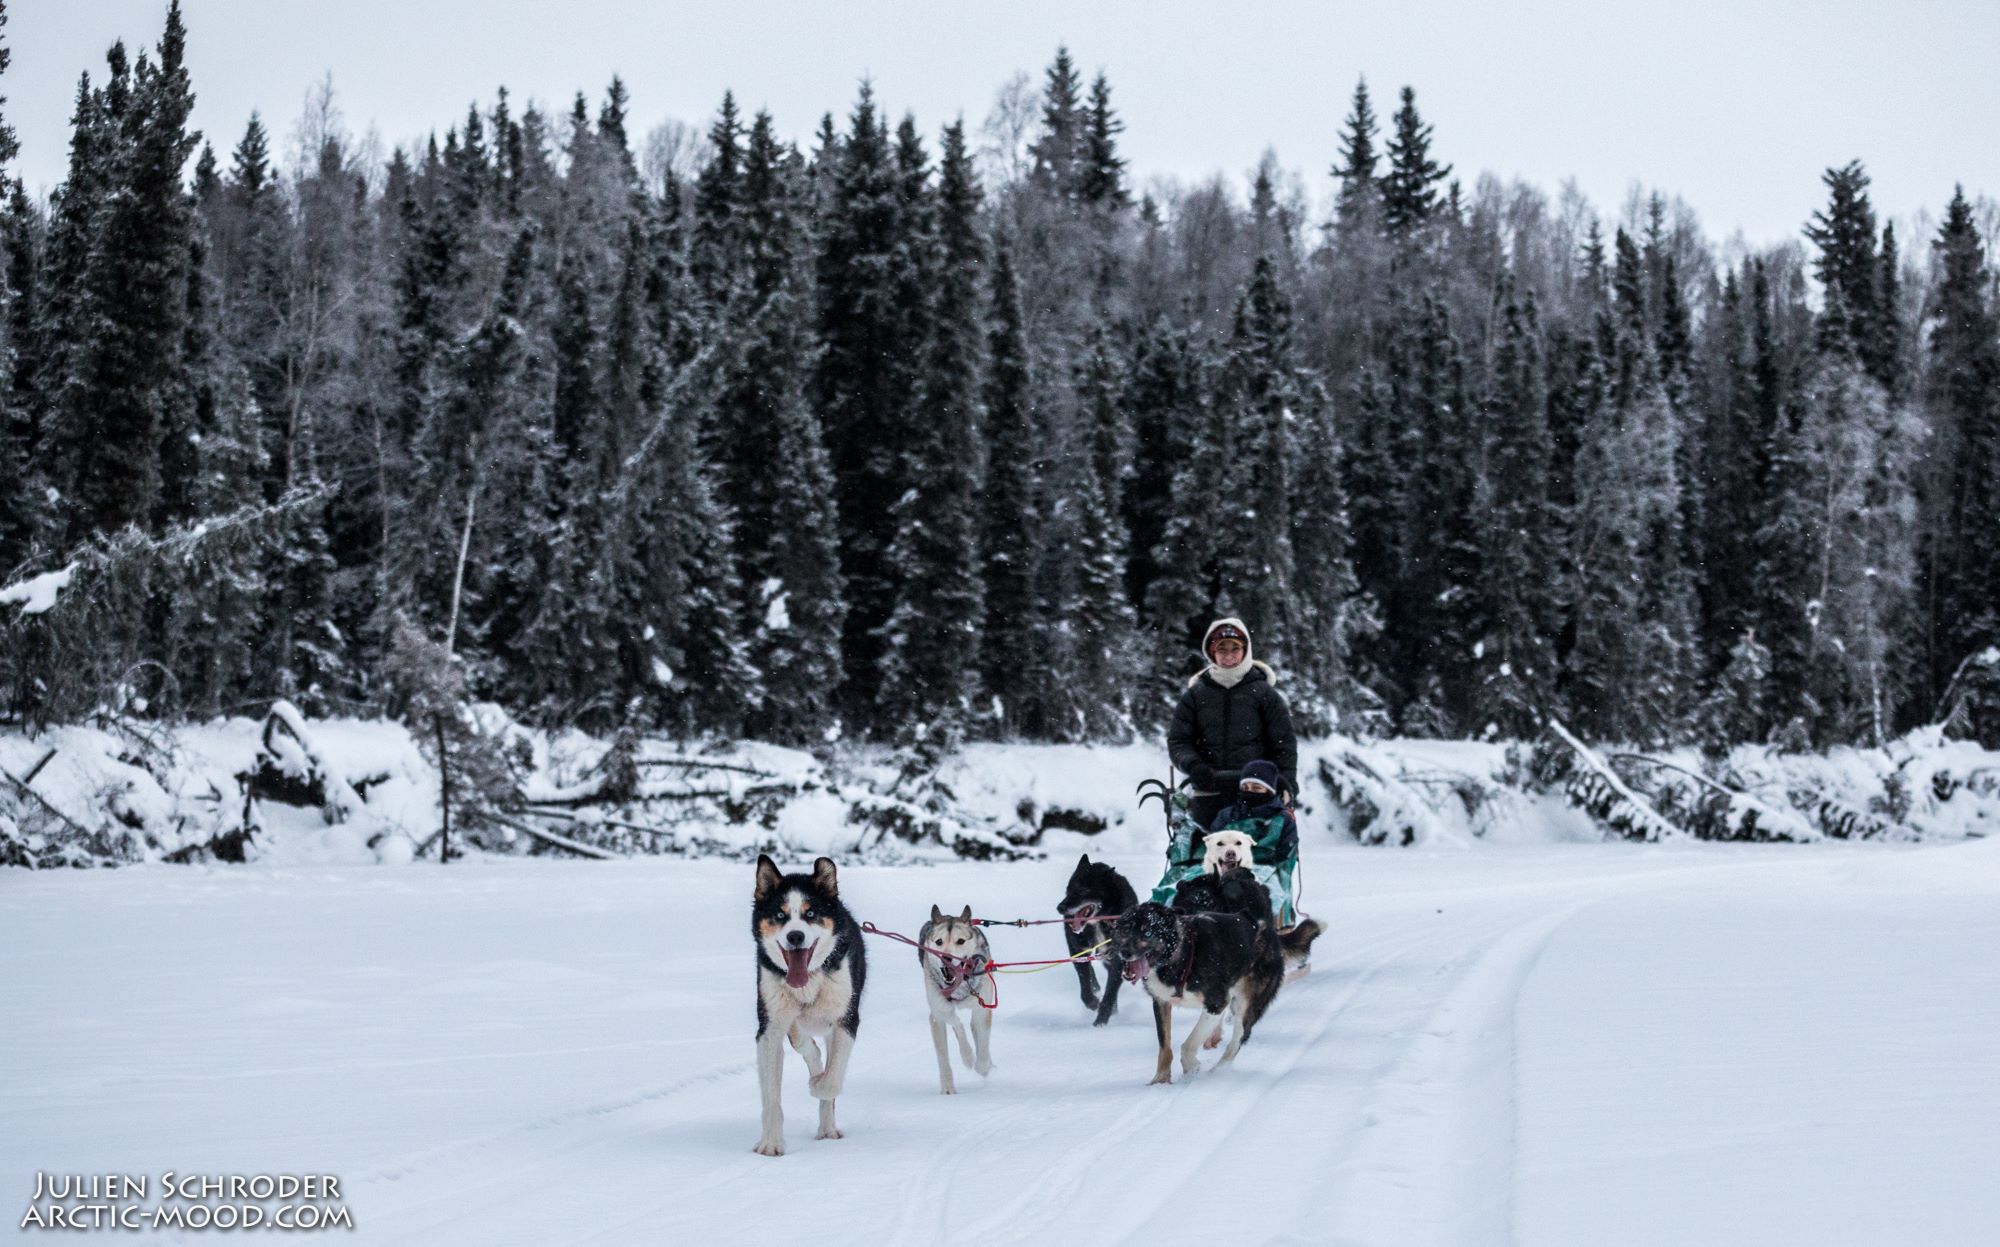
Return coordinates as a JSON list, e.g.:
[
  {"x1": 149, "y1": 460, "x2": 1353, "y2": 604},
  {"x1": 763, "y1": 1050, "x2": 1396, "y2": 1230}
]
[{"x1": 4, "y1": 7, "x2": 2000, "y2": 750}]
